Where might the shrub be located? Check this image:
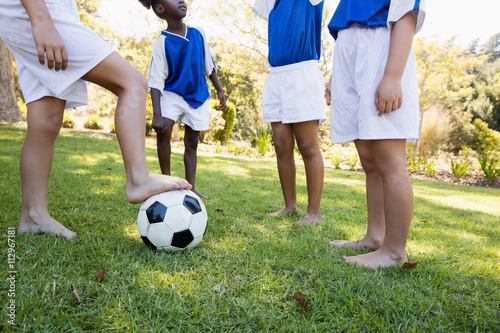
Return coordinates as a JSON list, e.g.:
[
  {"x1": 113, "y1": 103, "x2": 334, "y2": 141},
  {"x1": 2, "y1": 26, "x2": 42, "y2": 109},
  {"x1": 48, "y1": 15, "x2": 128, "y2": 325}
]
[
  {"x1": 145, "y1": 116, "x2": 153, "y2": 137},
  {"x1": 346, "y1": 154, "x2": 359, "y2": 171},
  {"x1": 203, "y1": 108, "x2": 225, "y2": 143},
  {"x1": 83, "y1": 115, "x2": 103, "y2": 130},
  {"x1": 62, "y1": 114, "x2": 75, "y2": 129},
  {"x1": 420, "y1": 156, "x2": 436, "y2": 176},
  {"x1": 447, "y1": 110, "x2": 475, "y2": 154},
  {"x1": 450, "y1": 159, "x2": 471, "y2": 179},
  {"x1": 406, "y1": 145, "x2": 420, "y2": 173},
  {"x1": 472, "y1": 118, "x2": 500, "y2": 154},
  {"x1": 478, "y1": 154, "x2": 500, "y2": 182},
  {"x1": 329, "y1": 154, "x2": 343, "y2": 169},
  {"x1": 212, "y1": 101, "x2": 236, "y2": 145},
  {"x1": 253, "y1": 125, "x2": 273, "y2": 156}
]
